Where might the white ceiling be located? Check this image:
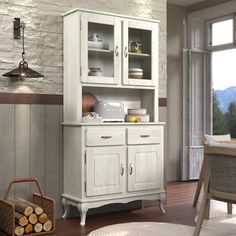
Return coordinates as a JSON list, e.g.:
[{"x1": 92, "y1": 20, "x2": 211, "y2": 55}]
[{"x1": 167, "y1": 0, "x2": 206, "y2": 6}]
